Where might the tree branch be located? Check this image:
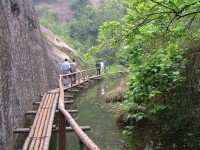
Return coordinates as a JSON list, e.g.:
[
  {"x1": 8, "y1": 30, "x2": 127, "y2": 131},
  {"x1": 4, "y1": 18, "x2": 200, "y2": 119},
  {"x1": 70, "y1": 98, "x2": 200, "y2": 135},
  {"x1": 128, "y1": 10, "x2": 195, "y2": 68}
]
[
  {"x1": 166, "y1": 16, "x2": 177, "y2": 32},
  {"x1": 185, "y1": 8, "x2": 200, "y2": 30},
  {"x1": 150, "y1": 0, "x2": 177, "y2": 14},
  {"x1": 169, "y1": 0, "x2": 179, "y2": 10},
  {"x1": 178, "y1": 1, "x2": 199, "y2": 14},
  {"x1": 180, "y1": 9, "x2": 200, "y2": 18}
]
